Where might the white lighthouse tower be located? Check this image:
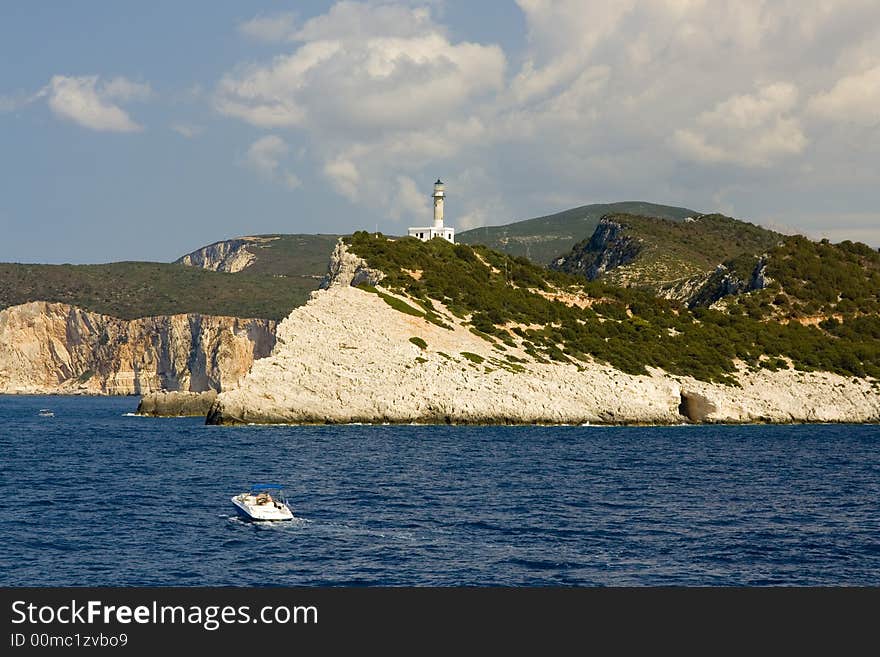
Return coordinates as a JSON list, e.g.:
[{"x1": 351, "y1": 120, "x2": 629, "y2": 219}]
[
  {"x1": 408, "y1": 179, "x2": 455, "y2": 243},
  {"x1": 433, "y1": 179, "x2": 445, "y2": 228}
]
